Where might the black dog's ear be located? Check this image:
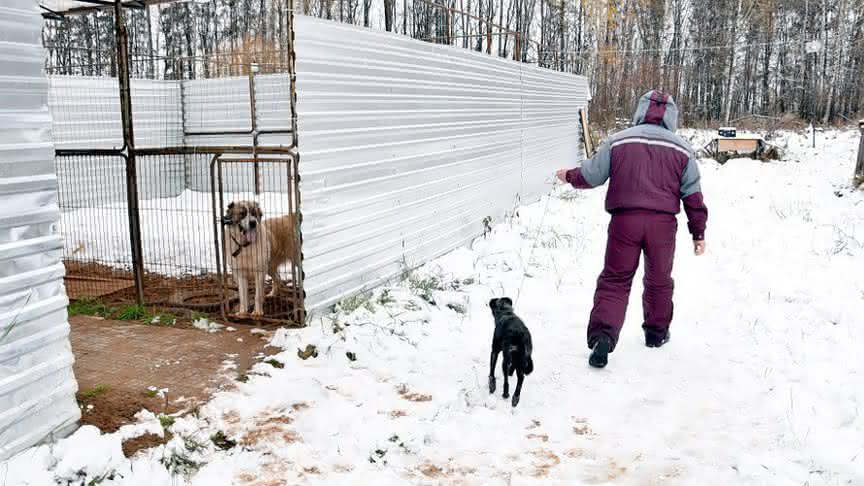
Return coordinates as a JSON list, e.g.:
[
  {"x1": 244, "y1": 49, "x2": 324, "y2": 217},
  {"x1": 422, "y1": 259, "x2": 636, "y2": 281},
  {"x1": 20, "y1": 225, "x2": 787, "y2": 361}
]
[
  {"x1": 500, "y1": 297, "x2": 513, "y2": 307},
  {"x1": 488, "y1": 298, "x2": 499, "y2": 310},
  {"x1": 227, "y1": 202, "x2": 235, "y2": 210}
]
